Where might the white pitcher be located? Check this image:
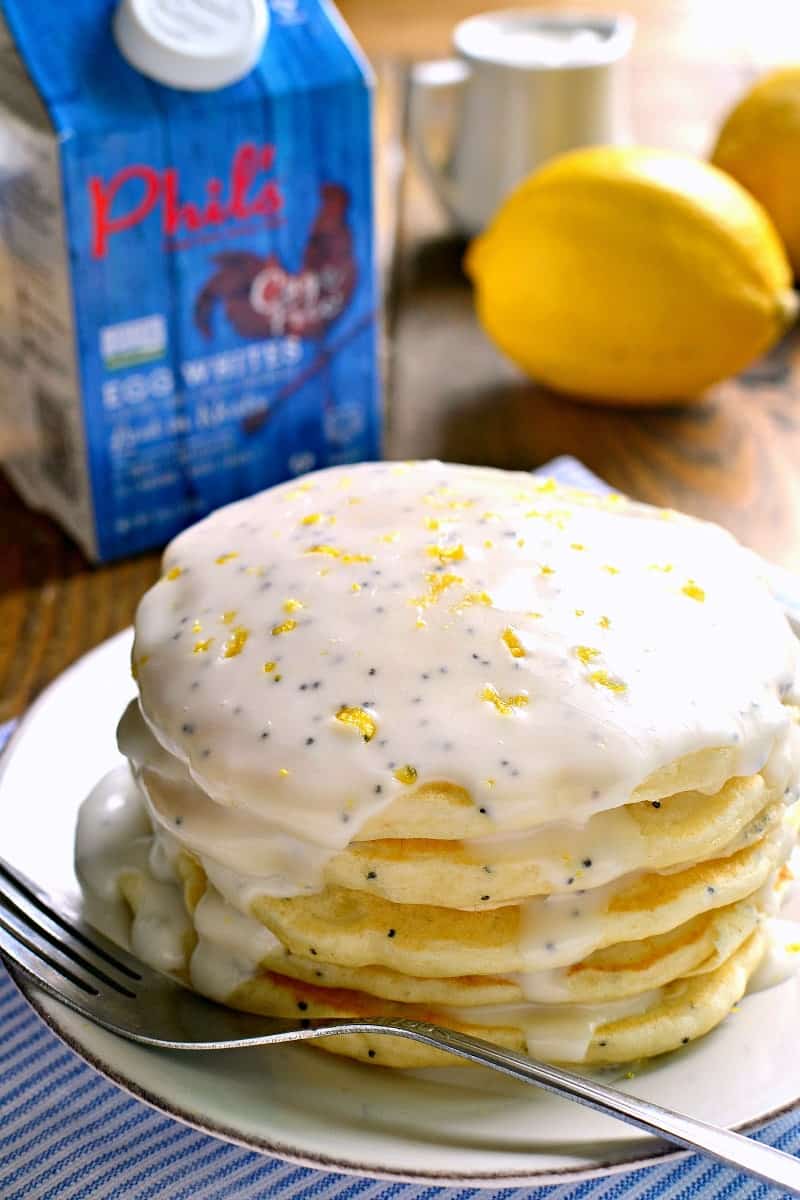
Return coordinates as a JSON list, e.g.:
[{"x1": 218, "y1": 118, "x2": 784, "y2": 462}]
[{"x1": 410, "y1": 9, "x2": 635, "y2": 234}]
